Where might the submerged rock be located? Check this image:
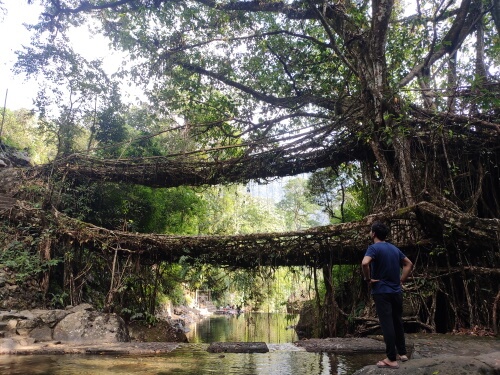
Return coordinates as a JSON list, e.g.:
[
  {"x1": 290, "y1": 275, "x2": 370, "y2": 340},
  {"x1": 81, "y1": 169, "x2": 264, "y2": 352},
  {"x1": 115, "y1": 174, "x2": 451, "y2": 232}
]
[{"x1": 207, "y1": 342, "x2": 269, "y2": 353}]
